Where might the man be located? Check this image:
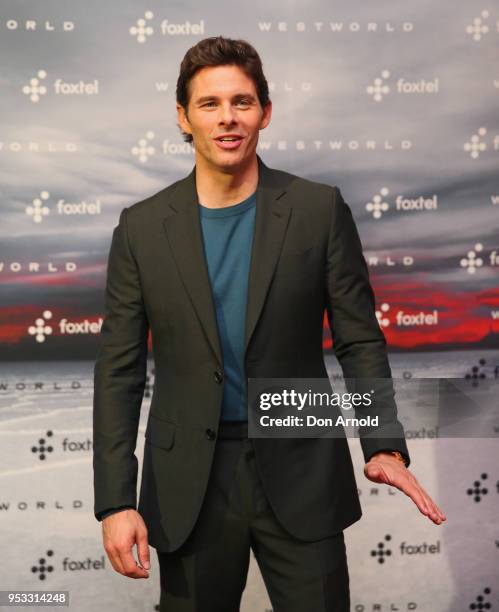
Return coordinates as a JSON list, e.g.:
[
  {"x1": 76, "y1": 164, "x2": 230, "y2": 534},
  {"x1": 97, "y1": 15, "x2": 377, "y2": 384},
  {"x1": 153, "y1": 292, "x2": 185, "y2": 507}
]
[{"x1": 93, "y1": 36, "x2": 446, "y2": 611}]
